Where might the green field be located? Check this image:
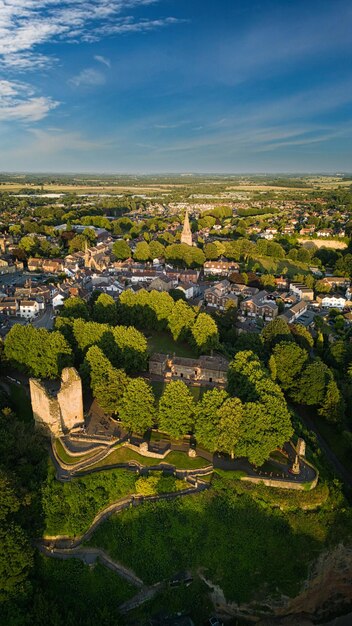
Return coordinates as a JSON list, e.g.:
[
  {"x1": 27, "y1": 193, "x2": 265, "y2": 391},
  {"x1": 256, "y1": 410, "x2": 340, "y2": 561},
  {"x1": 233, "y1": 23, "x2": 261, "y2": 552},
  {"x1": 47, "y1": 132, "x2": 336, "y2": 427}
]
[
  {"x1": 151, "y1": 379, "x2": 205, "y2": 402},
  {"x1": 86, "y1": 444, "x2": 211, "y2": 471},
  {"x1": 247, "y1": 256, "x2": 310, "y2": 276},
  {"x1": 148, "y1": 330, "x2": 197, "y2": 358}
]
